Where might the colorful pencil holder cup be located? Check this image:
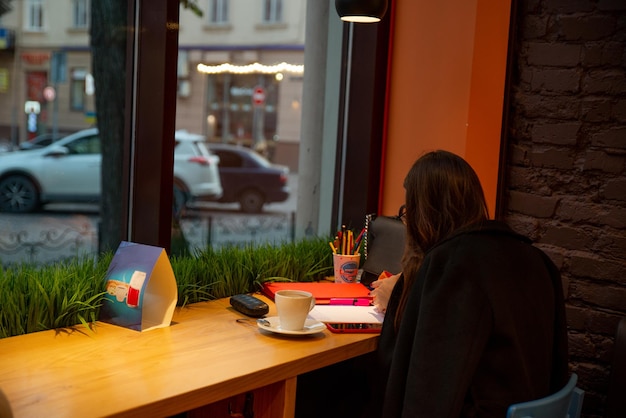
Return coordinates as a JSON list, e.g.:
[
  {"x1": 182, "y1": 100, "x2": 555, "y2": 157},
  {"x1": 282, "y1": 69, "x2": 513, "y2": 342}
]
[{"x1": 333, "y1": 253, "x2": 361, "y2": 283}]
